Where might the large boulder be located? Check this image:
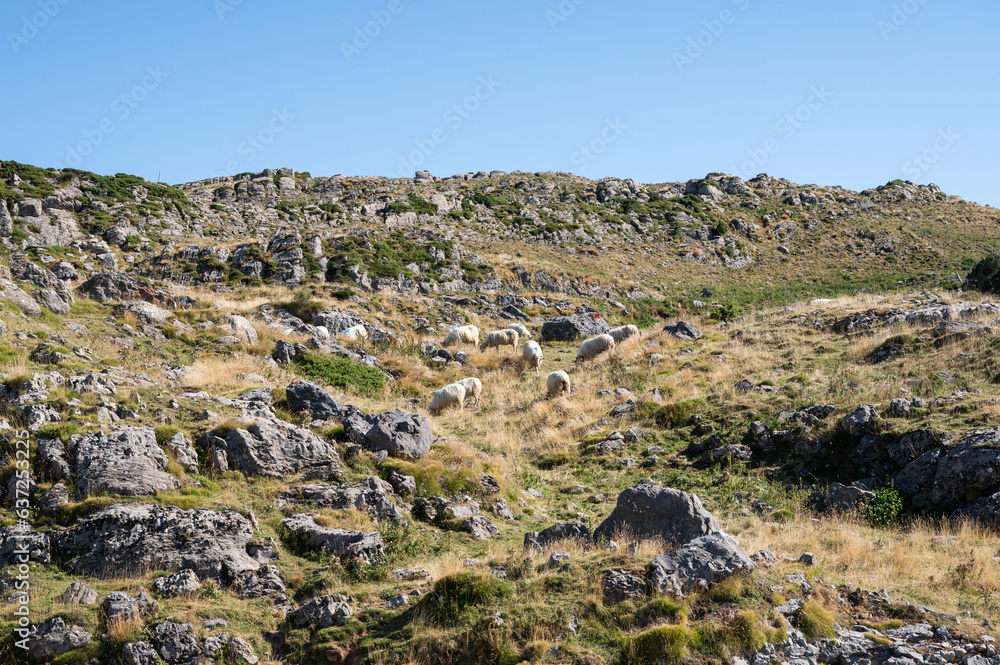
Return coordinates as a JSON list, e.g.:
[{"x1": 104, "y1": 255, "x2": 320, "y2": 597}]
[
  {"x1": 24, "y1": 617, "x2": 91, "y2": 662},
  {"x1": 0, "y1": 525, "x2": 50, "y2": 565},
  {"x1": 343, "y1": 409, "x2": 432, "y2": 459},
  {"x1": 35, "y1": 288, "x2": 71, "y2": 314},
  {"x1": 312, "y1": 308, "x2": 365, "y2": 335},
  {"x1": 52, "y1": 503, "x2": 259, "y2": 581},
  {"x1": 277, "y1": 478, "x2": 406, "y2": 524},
  {"x1": 841, "y1": 405, "x2": 881, "y2": 437},
  {"x1": 541, "y1": 312, "x2": 611, "y2": 342},
  {"x1": 0, "y1": 278, "x2": 41, "y2": 317},
  {"x1": 648, "y1": 532, "x2": 756, "y2": 597},
  {"x1": 153, "y1": 620, "x2": 202, "y2": 664},
  {"x1": 663, "y1": 321, "x2": 701, "y2": 341},
  {"x1": 218, "y1": 314, "x2": 258, "y2": 345},
  {"x1": 218, "y1": 417, "x2": 340, "y2": 478},
  {"x1": 118, "y1": 300, "x2": 173, "y2": 325},
  {"x1": 285, "y1": 379, "x2": 351, "y2": 421},
  {"x1": 593, "y1": 481, "x2": 720, "y2": 545},
  {"x1": 281, "y1": 514, "x2": 385, "y2": 564},
  {"x1": 75, "y1": 270, "x2": 140, "y2": 303},
  {"x1": 70, "y1": 427, "x2": 179, "y2": 497},
  {"x1": 286, "y1": 594, "x2": 353, "y2": 628},
  {"x1": 928, "y1": 428, "x2": 1000, "y2": 506},
  {"x1": 524, "y1": 520, "x2": 591, "y2": 551}
]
